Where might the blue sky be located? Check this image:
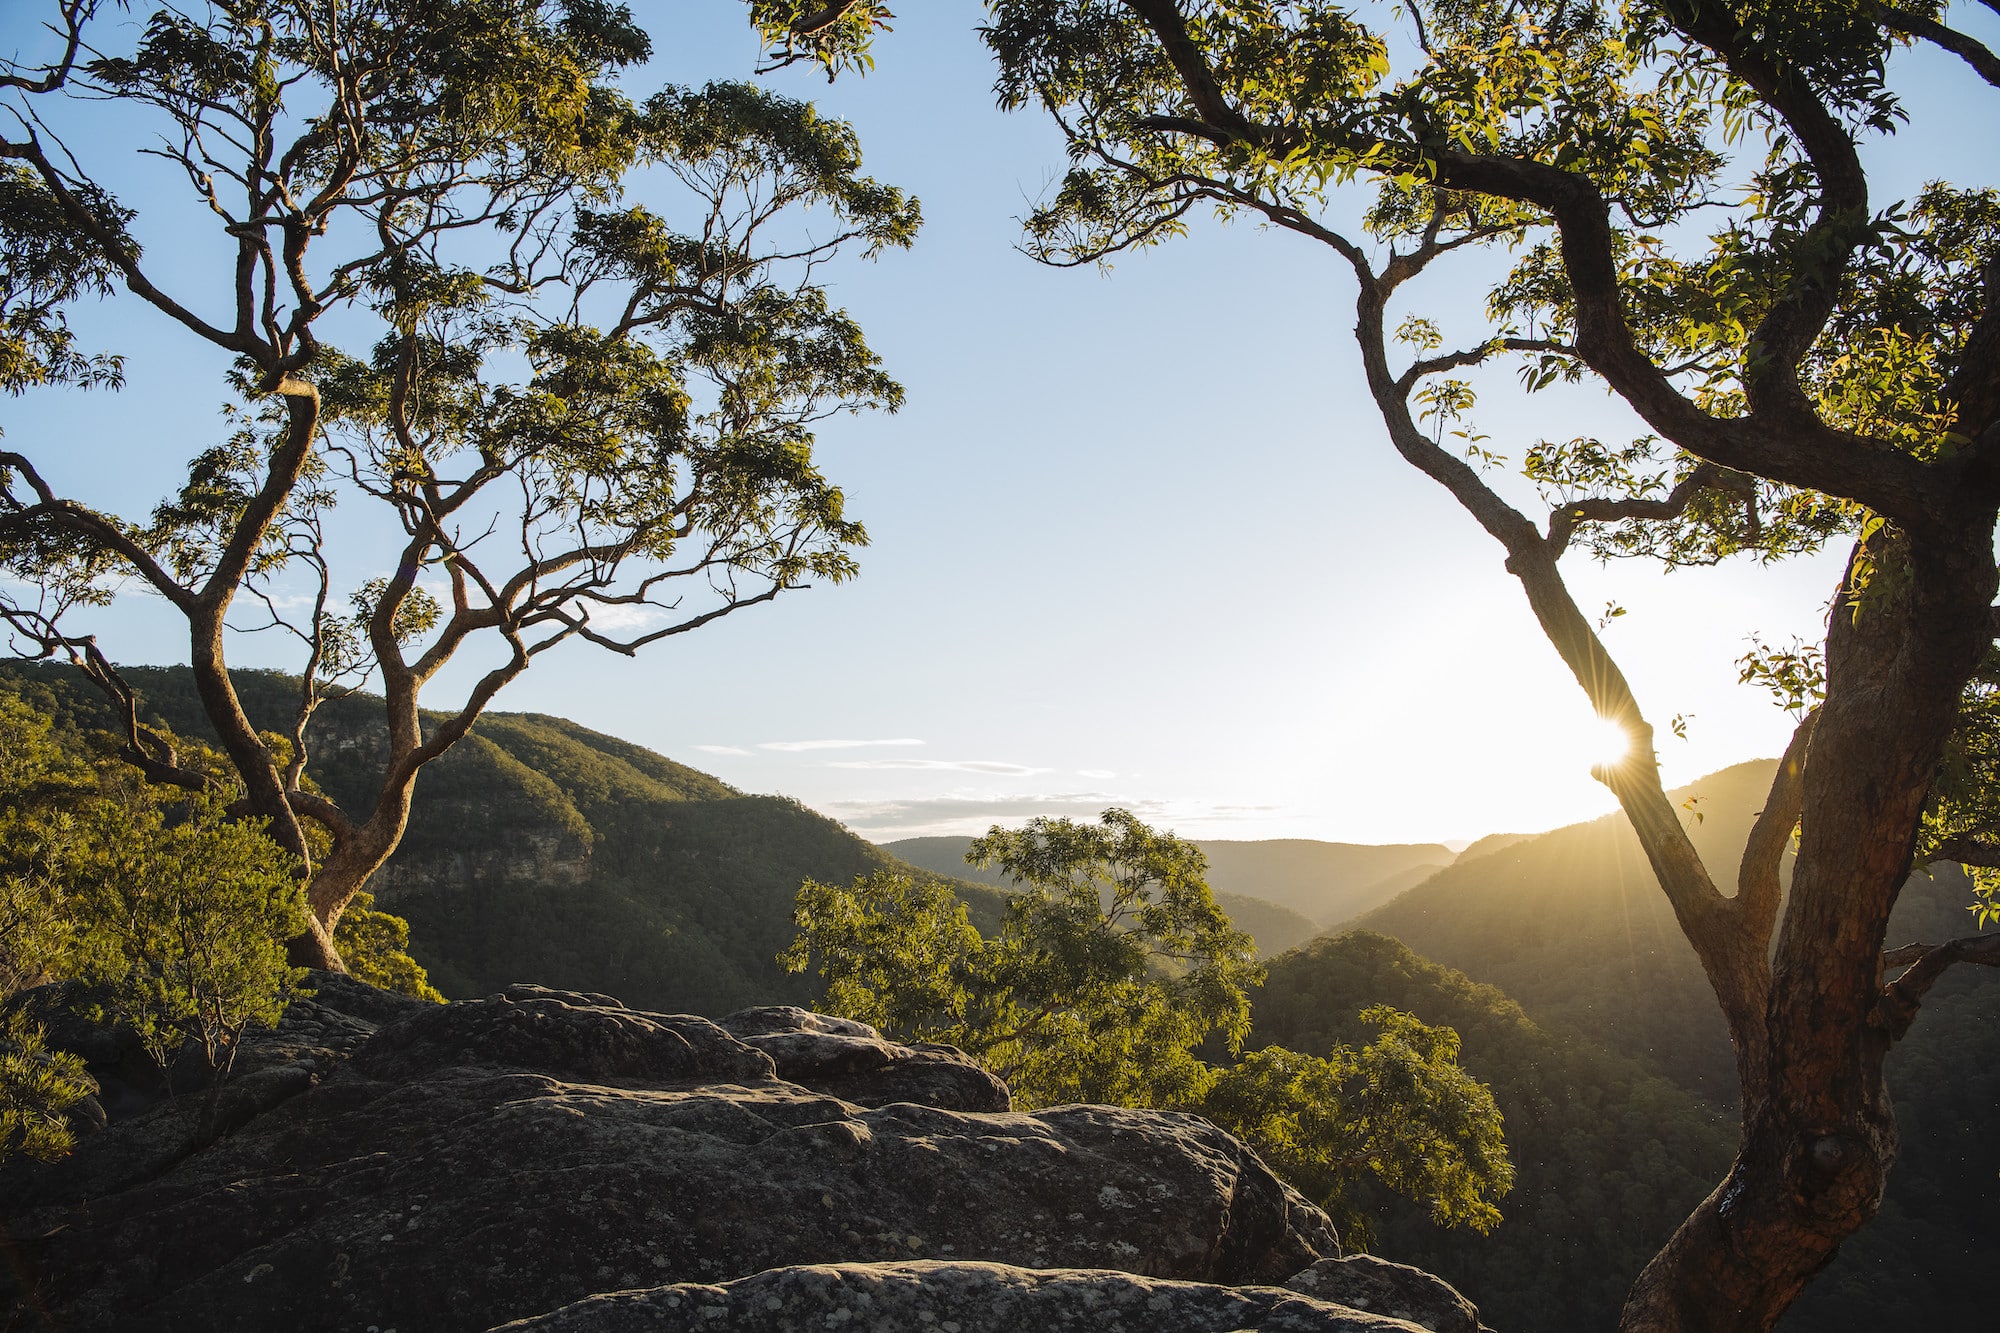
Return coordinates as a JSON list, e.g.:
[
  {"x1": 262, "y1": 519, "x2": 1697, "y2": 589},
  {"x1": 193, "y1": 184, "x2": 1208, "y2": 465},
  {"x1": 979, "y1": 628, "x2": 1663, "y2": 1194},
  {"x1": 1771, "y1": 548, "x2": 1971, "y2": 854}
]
[{"x1": 4, "y1": 1, "x2": 1995, "y2": 845}]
